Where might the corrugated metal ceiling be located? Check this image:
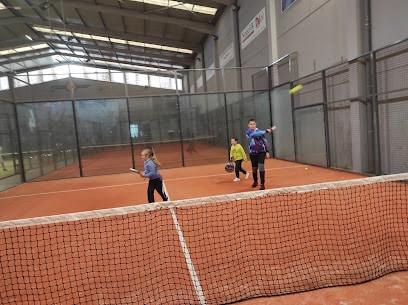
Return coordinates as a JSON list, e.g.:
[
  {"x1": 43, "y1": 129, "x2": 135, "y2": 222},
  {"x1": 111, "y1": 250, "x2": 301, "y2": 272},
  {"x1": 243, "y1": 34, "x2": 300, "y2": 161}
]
[{"x1": 0, "y1": 0, "x2": 232, "y2": 75}]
